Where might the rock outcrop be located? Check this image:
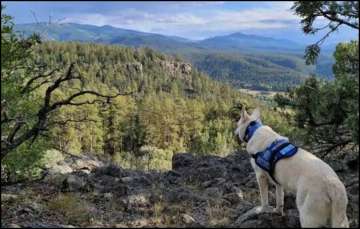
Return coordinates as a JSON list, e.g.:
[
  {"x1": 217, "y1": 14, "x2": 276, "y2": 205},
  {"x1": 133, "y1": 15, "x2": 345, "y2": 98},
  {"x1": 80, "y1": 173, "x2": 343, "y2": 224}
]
[{"x1": 1, "y1": 150, "x2": 358, "y2": 228}]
